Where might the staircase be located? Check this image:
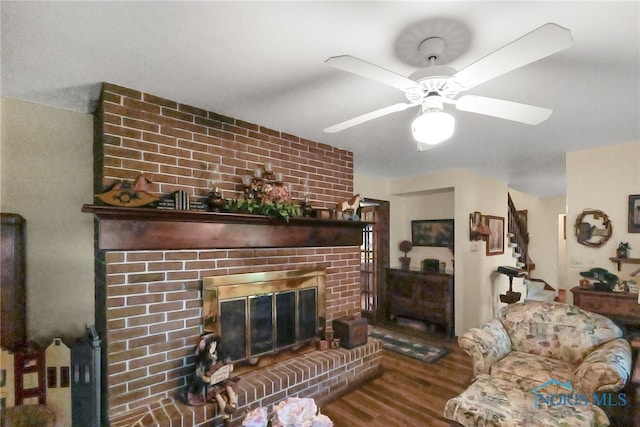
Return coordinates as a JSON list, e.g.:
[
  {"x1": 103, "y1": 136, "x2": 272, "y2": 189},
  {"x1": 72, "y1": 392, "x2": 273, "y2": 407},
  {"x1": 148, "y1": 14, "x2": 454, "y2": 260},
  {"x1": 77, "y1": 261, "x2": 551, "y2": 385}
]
[{"x1": 507, "y1": 194, "x2": 557, "y2": 302}]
